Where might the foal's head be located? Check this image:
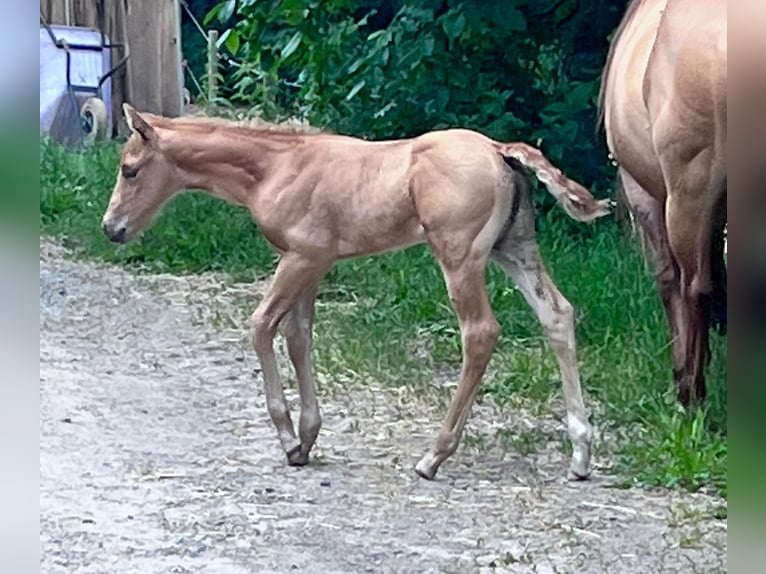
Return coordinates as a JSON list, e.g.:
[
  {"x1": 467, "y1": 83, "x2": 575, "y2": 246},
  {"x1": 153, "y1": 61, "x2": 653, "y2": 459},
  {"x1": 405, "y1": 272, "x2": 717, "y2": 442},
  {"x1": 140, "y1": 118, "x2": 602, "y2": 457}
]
[{"x1": 101, "y1": 104, "x2": 179, "y2": 244}]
